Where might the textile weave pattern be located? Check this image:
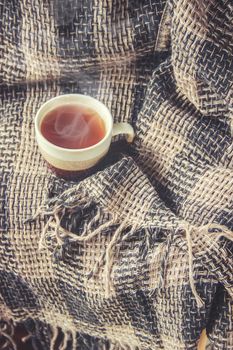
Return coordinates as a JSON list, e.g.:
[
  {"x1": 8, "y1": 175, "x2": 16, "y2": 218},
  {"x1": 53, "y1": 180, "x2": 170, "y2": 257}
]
[{"x1": 0, "y1": 0, "x2": 232, "y2": 349}]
